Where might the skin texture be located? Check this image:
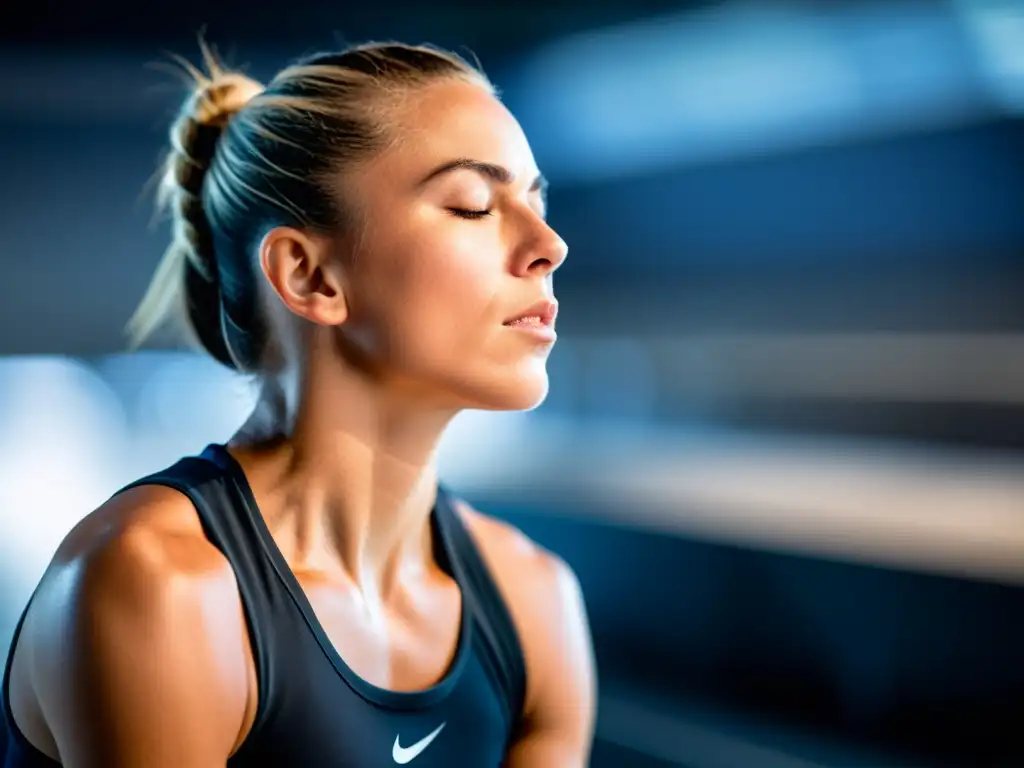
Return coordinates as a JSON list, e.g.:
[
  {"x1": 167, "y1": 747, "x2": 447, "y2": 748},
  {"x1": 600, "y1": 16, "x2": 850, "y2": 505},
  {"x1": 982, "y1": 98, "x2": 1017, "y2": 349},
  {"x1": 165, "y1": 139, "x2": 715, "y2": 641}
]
[{"x1": 6, "y1": 77, "x2": 595, "y2": 767}]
